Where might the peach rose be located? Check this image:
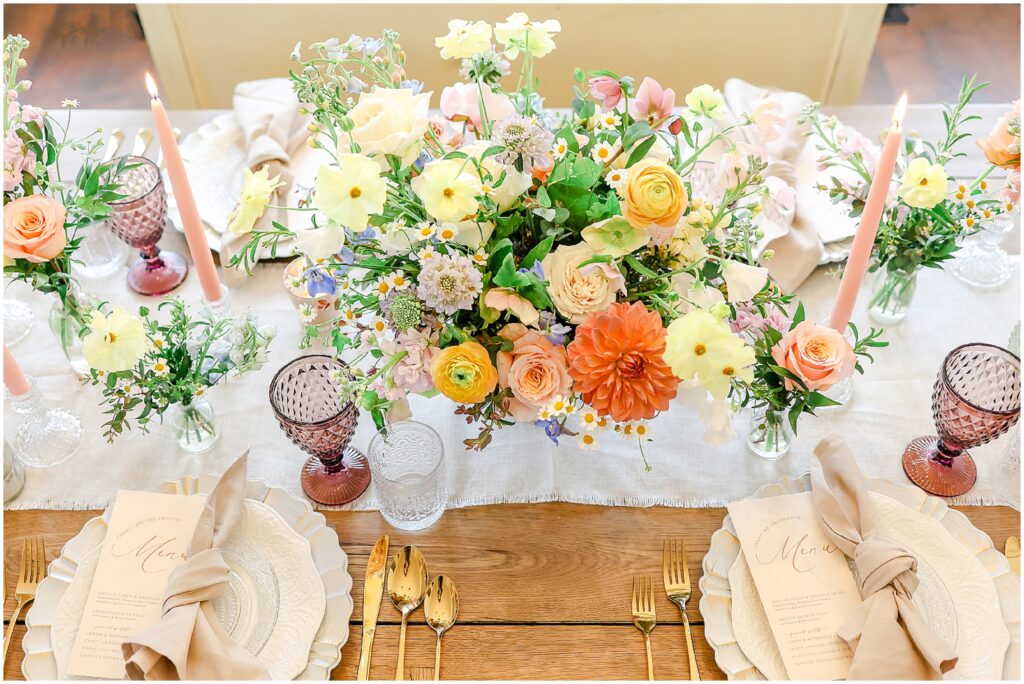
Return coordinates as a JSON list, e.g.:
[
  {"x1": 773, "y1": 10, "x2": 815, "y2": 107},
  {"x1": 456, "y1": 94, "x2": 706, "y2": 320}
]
[
  {"x1": 770, "y1": 321, "x2": 855, "y2": 391},
  {"x1": 621, "y1": 159, "x2": 687, "y2": 231},
  {"x1": 4, "y1": 195, "x2": 67, "y2": 263},
  {"x1": 496, "y1": 323, "x2": 572, "y2": 421},
  {"x1": 977, "y1": 100, "x2": 1020, "y2": 169}
]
